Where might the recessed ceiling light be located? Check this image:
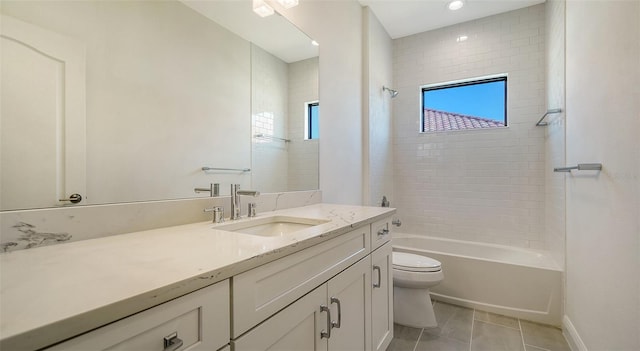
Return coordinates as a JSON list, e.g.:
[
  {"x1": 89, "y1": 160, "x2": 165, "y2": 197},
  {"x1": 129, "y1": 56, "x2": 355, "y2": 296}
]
[
  {"x1": 276, "y1": 0, "x2": 299, "y2": 9},
  {"x1": 253, "y1": 0, "x2": 274, "y2": 17},
  {"x1": 456, "y1": 35, "x2": 468, "y2": 42},
  {"x1": 448, "y1": 0, "x2": 465, "y2": 11}
]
